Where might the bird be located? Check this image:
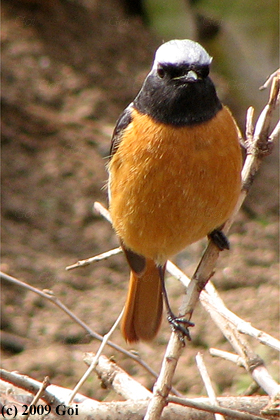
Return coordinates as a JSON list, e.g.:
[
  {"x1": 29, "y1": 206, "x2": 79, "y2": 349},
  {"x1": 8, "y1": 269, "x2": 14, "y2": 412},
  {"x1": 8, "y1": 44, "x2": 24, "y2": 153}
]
[{"x1": 107, "y1": 39, "x2": 242, "y2": 342}]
